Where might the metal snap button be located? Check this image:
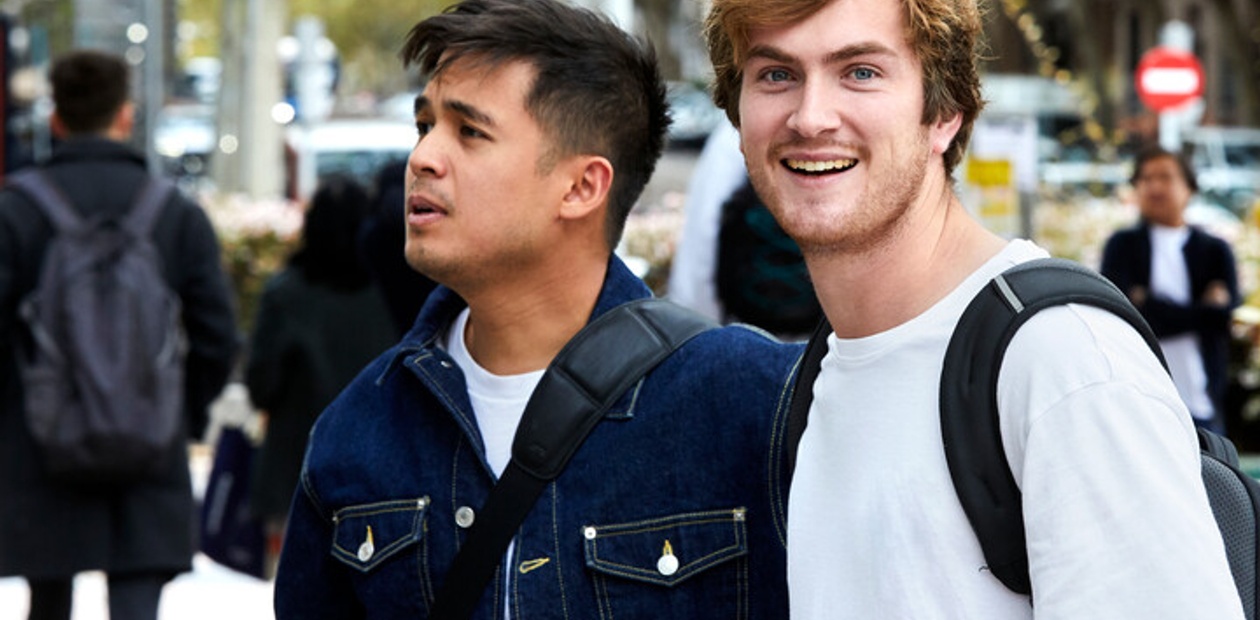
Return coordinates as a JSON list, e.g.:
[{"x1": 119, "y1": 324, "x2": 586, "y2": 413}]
[
  {"x1": 357, "y1": 526, "x2": 375, "y2": 562},
  {"x1": 455, "y1": 506, "x2": 476, "y2": 528},
  {"x1": 657, "y1": 540, "x2": 679, "y2": 576}
]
